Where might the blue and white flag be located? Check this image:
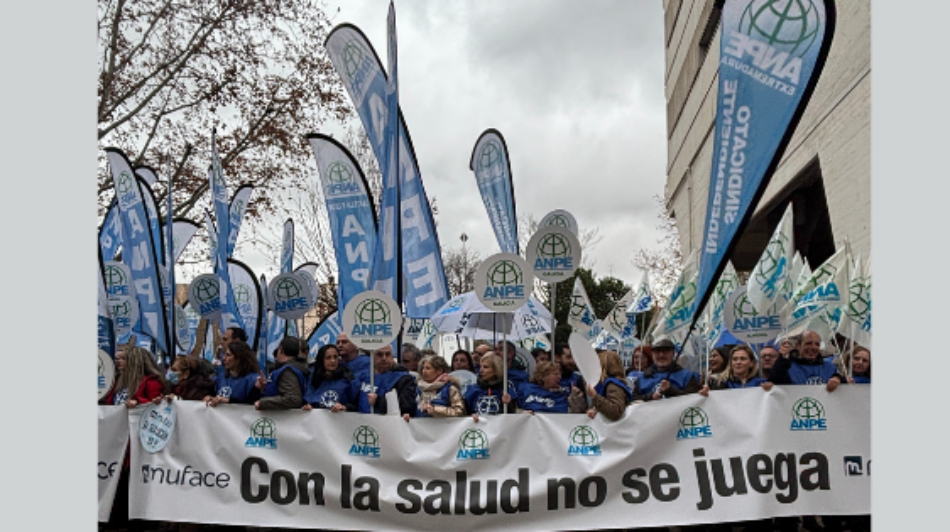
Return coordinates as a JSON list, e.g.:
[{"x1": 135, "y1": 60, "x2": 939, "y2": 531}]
[
  {"x1": 98, "y1": 253, "x2": 115, "y2": 356},
  {"x1": 627, "y1": 271, "x2": 655, "y2": 314},
  {"x1": 164, "y1": 164, "x2": 176, "y2": 353},
  {"x1": 307, "y1": 134, "x2": 378, "y2": 312},
  {"x1": 652, "y1": 252, "x2": 698, "y2": 340},
  {"x1": 604, "y1": 287, "x2": 638, "y2": 340},
  {"x1": 165, "y1": 218, "x2": 200, "y2": 264},
  {"x1": 278, "y1": 219, "x2": 294, "y2": 337},
  {"x1": 106, "y1": 148, "x2": 169, "y2": 354},
  {"x1": 228, "y1": 258, "x2": 263, "y2": 350},
  {"x1": 136, "y1": 168, "x2": 165, "y2": 266},
  {"x1": 307, "y1": 311, "x2": 343, "y2": 355},
  {"x1": 99, "y1": 198, "x2": 122, "y2": 261},
  {"x1": 703, "y1": 261, "x2": 740, "y2": 347},
  {"x1": 257, "y1": 274, "x2": 270, "y2": 373},
  {"x1": 784, "y1": 245, "x2": 850, "y2": 338},
  {"x1": 470, "y1": 129, "x2": 518, "y2": 254},
  {"x1": 325, "y1": 21, "x2": 449, "y2": 318},
  {"x1": 209, "y1": 132, "x2": 245, "y2": 333},
  {"x1": 692, "y1": 0, "x2": 836, "y2": 329},
  {"x1": 747, "y1": 203, "x2": 795, "y2": 314},
  {"x1": 838, "y1": 254, "x2": 871, "y2": 349},
  {"x1": 567, "y1": 277, "x2": 598, "y2": 341},
  {"x1": 227, "y1": 184, "x2": 254, "y2": 258}
]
